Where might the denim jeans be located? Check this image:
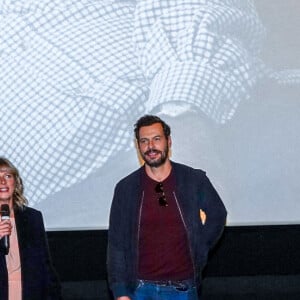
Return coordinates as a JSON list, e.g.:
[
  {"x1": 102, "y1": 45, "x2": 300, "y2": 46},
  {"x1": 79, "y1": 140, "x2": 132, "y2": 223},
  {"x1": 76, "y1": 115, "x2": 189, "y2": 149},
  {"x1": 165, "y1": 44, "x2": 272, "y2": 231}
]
[{"x1": 132, "y1": 280, "x2": 199, "y2": 300}]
